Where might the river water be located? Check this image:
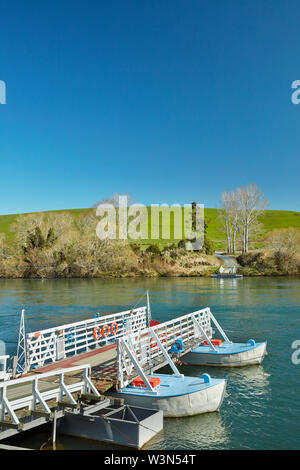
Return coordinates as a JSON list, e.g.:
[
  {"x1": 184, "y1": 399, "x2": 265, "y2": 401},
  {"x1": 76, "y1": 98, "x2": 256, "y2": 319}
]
[{"x1": 0, "y1": 277, "x2": 299, "y2": 450}]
